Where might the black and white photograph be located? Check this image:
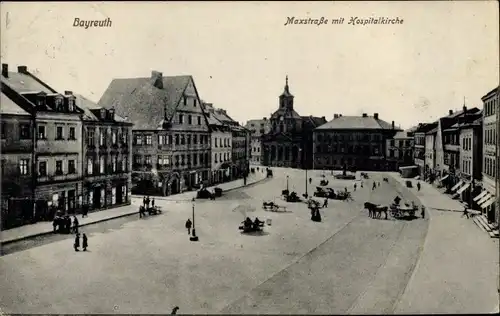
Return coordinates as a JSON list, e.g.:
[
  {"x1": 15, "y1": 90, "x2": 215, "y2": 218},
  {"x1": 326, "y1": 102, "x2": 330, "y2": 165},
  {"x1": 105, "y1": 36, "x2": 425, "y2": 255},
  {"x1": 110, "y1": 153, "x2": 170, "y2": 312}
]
[{"x1": 0, "y1": 1, "x2": 499, "y2": 314}]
